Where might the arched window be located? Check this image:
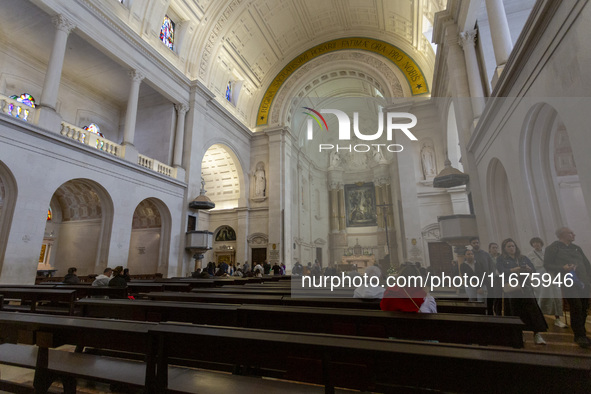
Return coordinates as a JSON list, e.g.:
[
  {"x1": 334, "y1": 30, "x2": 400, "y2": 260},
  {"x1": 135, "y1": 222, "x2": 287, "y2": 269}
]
[
  {"x1": 47, "y1": 208, "x2": 52, "y2": 221},
  {"x1": 225, "y1": 81, "x2": 232, "y2": 102},
  {"x1": 82, "y1": 123, "x2": 105, "y2": 149},
  {"x1": 160, "y1": 15, "x2": 175, "y2": 50},
  {"x1": 8, "y1": 93, "x2": 36, "y2": 121},
  {"x1": 83, "y1": 123, "x2": 104, "y2": 138}
]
